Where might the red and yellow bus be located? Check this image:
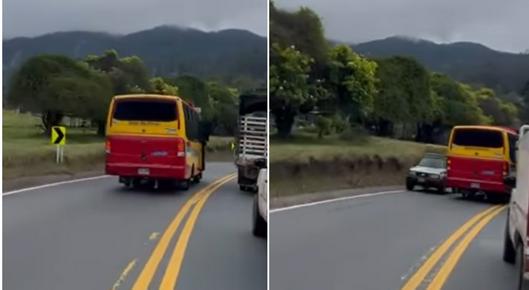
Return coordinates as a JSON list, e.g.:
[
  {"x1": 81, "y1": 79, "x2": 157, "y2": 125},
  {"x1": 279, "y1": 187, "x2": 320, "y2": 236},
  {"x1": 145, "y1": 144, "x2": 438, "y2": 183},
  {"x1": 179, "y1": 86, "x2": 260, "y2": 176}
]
[
  {"x1": 105, "y1": 94, "x2": 205, "y2": 189},
  {"x1": 446, "y1": 125, "x2": 517, "y2": 198}
]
